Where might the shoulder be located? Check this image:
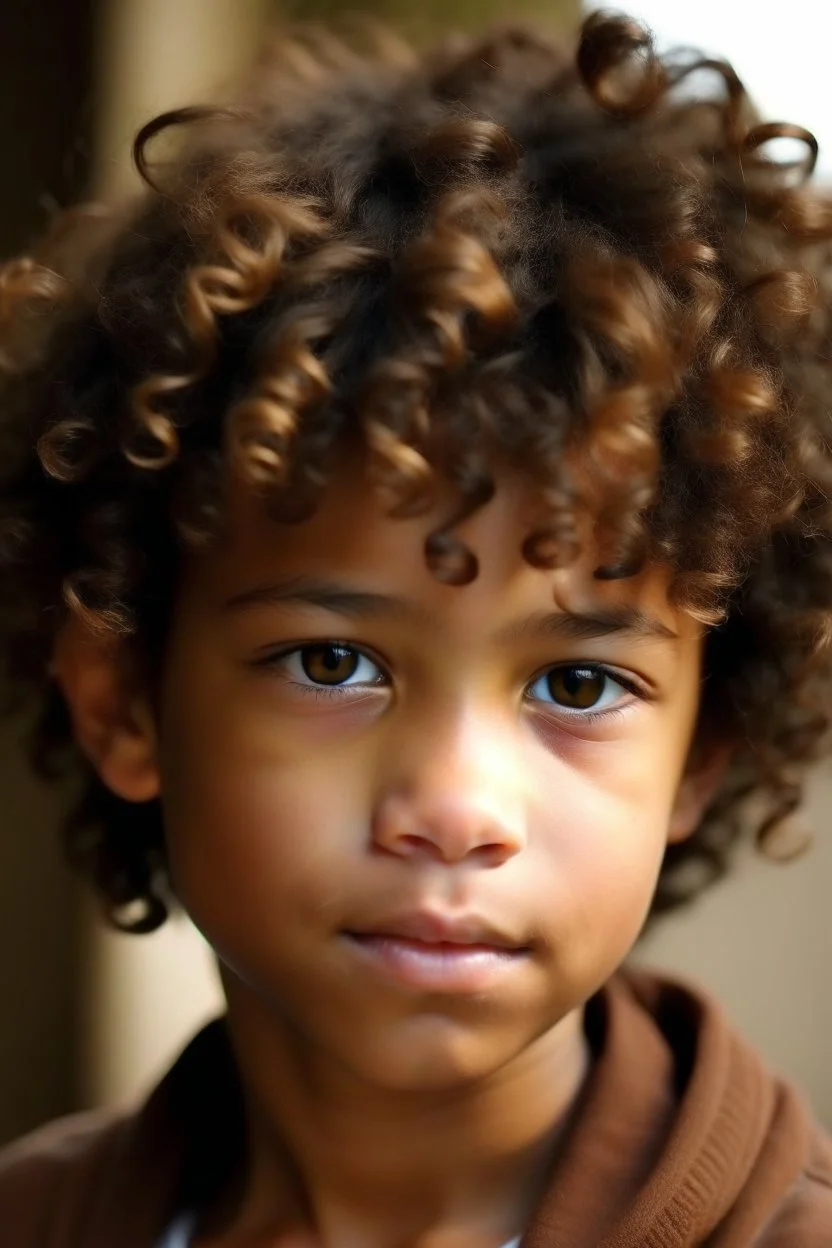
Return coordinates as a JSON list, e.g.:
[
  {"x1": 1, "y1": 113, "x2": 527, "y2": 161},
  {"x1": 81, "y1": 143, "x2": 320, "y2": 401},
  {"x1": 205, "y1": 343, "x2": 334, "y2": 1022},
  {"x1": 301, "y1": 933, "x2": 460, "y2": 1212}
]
[
  {"x1": 0, "y1": 1108, "x2": 126, "y2": 1245},
  {"x1": 756, "y1": 1123, "x2": 832, "y2": 1245}
]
